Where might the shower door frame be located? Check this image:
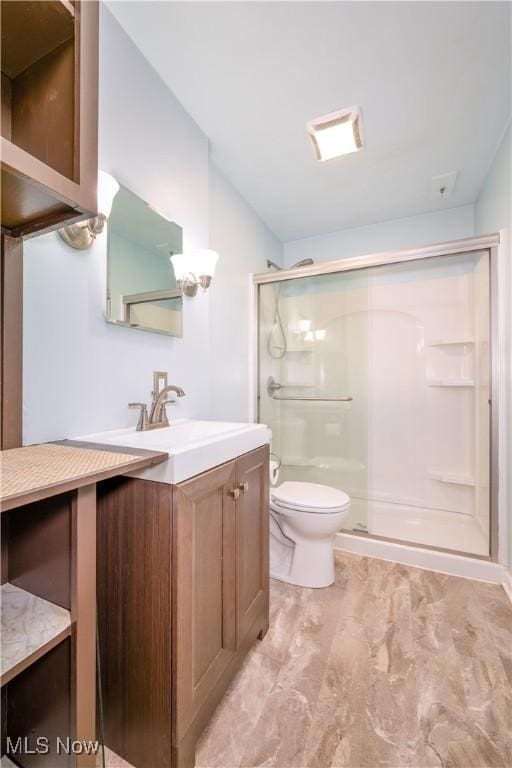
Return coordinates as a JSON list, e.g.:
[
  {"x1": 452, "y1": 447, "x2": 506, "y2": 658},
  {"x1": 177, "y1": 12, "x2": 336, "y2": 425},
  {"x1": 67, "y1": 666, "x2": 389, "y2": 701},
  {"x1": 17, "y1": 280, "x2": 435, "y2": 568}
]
[{"x1": 251, "y1": 233, "x2": 502, "y2": 561}]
